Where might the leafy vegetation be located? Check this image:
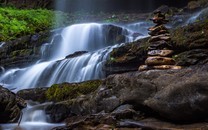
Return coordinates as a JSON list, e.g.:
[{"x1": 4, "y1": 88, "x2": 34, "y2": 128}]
[{"x1": 0, "y1": 7, "x2": 68, "y2": 41}]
